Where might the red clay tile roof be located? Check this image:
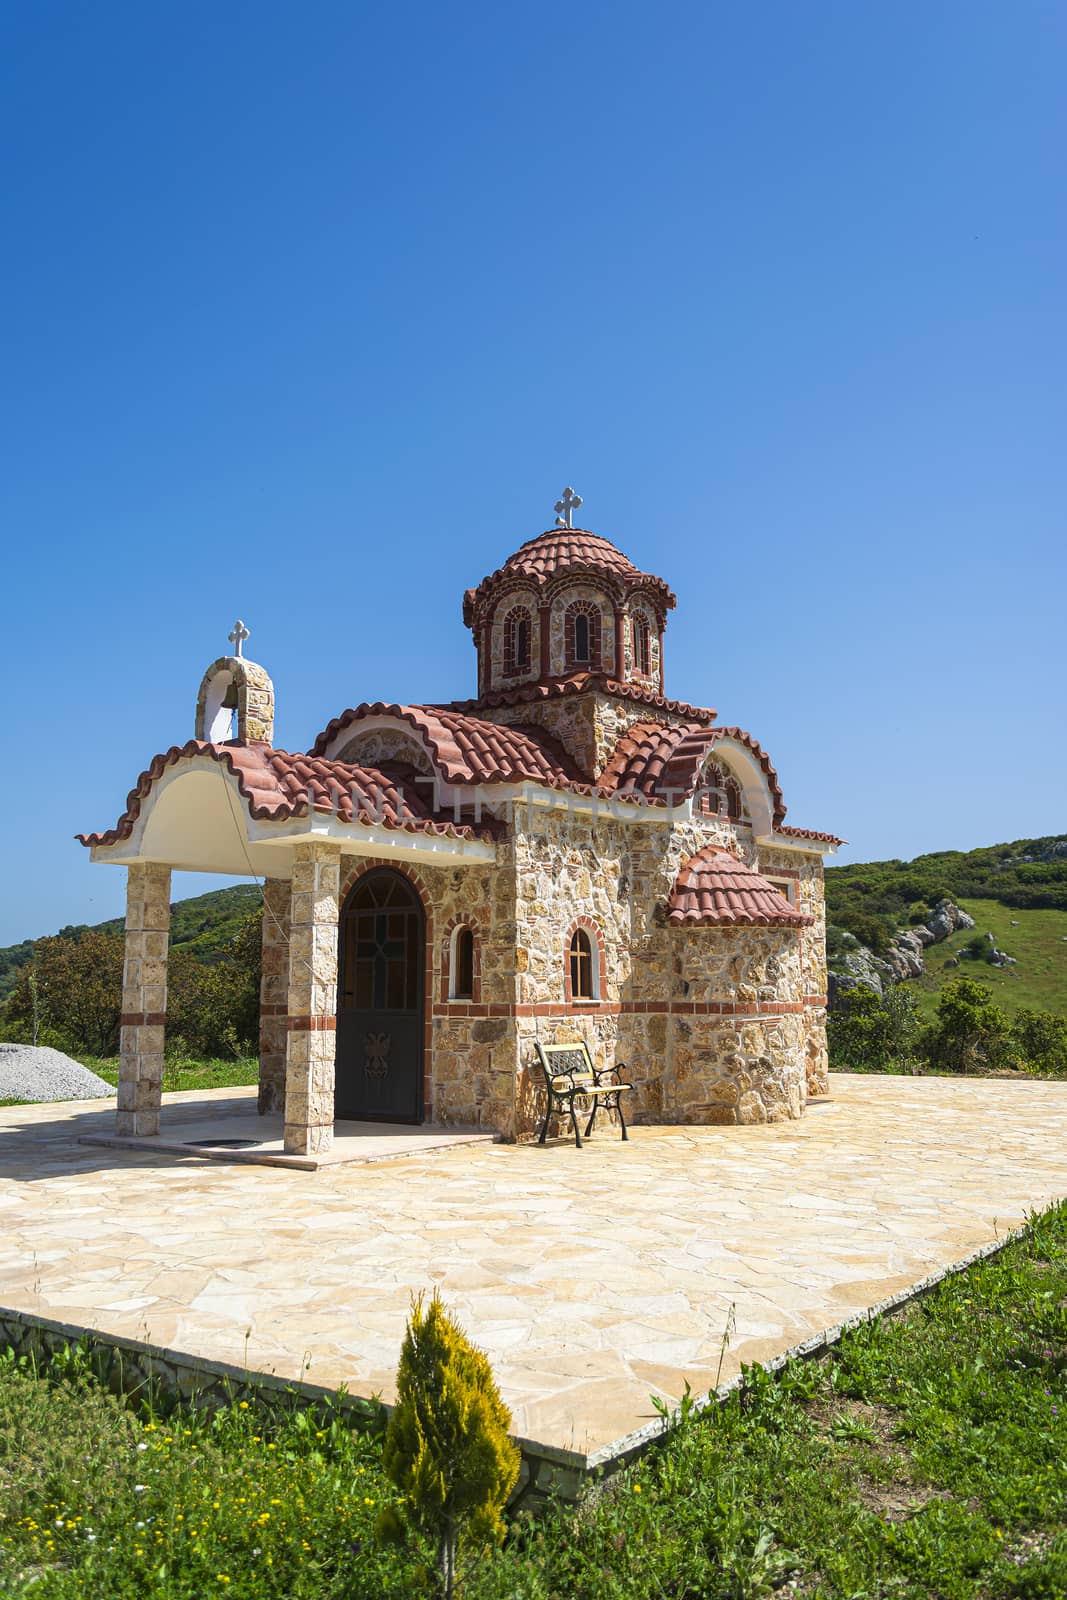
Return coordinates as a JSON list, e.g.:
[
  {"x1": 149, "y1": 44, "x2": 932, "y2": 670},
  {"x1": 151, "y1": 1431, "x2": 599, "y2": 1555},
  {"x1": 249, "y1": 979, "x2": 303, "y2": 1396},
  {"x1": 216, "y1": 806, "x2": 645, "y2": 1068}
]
[
  {"x1": 599, "y1": 721, "x2": 787, "y2": 822},
  {"x1": 667, "y1": 848, "x2": 815, "y2": 927},
  {"x1": 310, "y1": 703, "x2": 590, "y2": 788},
  {"x1": 442, "y1": 674, "x2": 717, "y2": 726},
  {"x1": 777, "y1": 823, "x2": 846, "y2": 845},
  {"x1": 76, "y1": 741, "x2": 496, "y2": 849},
  {"x1": 463, "y1": 528, "x2": 676, "y2": 626}
]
